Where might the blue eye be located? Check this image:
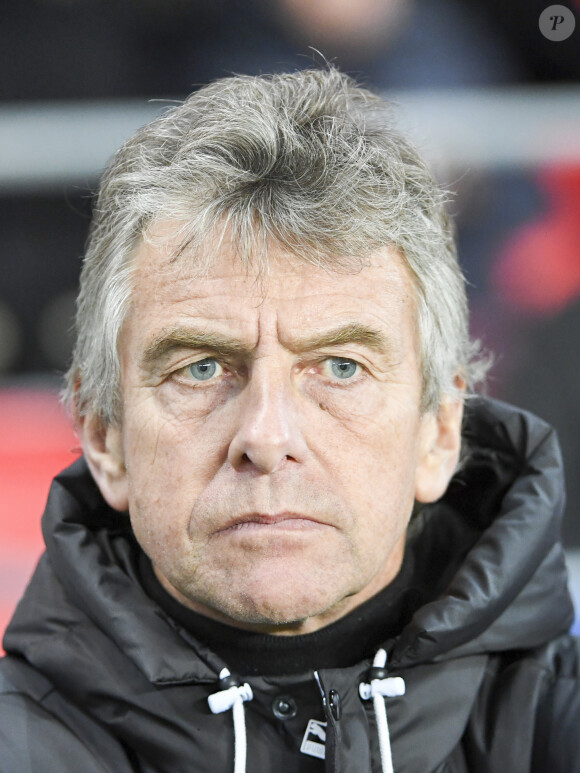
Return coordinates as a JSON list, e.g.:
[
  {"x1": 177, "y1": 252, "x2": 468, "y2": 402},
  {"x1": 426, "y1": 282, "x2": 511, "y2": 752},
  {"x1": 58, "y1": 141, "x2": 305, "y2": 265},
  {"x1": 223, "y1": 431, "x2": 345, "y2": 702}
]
[
  {"x1": 329, "y1": 358, "x2": 359, "y2": 379},
  {"x1": 188, "y1": 358, "x2": 221, "y2": 381}
]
